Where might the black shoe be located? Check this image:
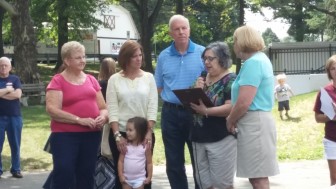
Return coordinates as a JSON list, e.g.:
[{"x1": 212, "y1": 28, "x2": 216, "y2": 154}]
[{"x1": 12, "y1": 172, "x2": 23, "y2": 178}]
